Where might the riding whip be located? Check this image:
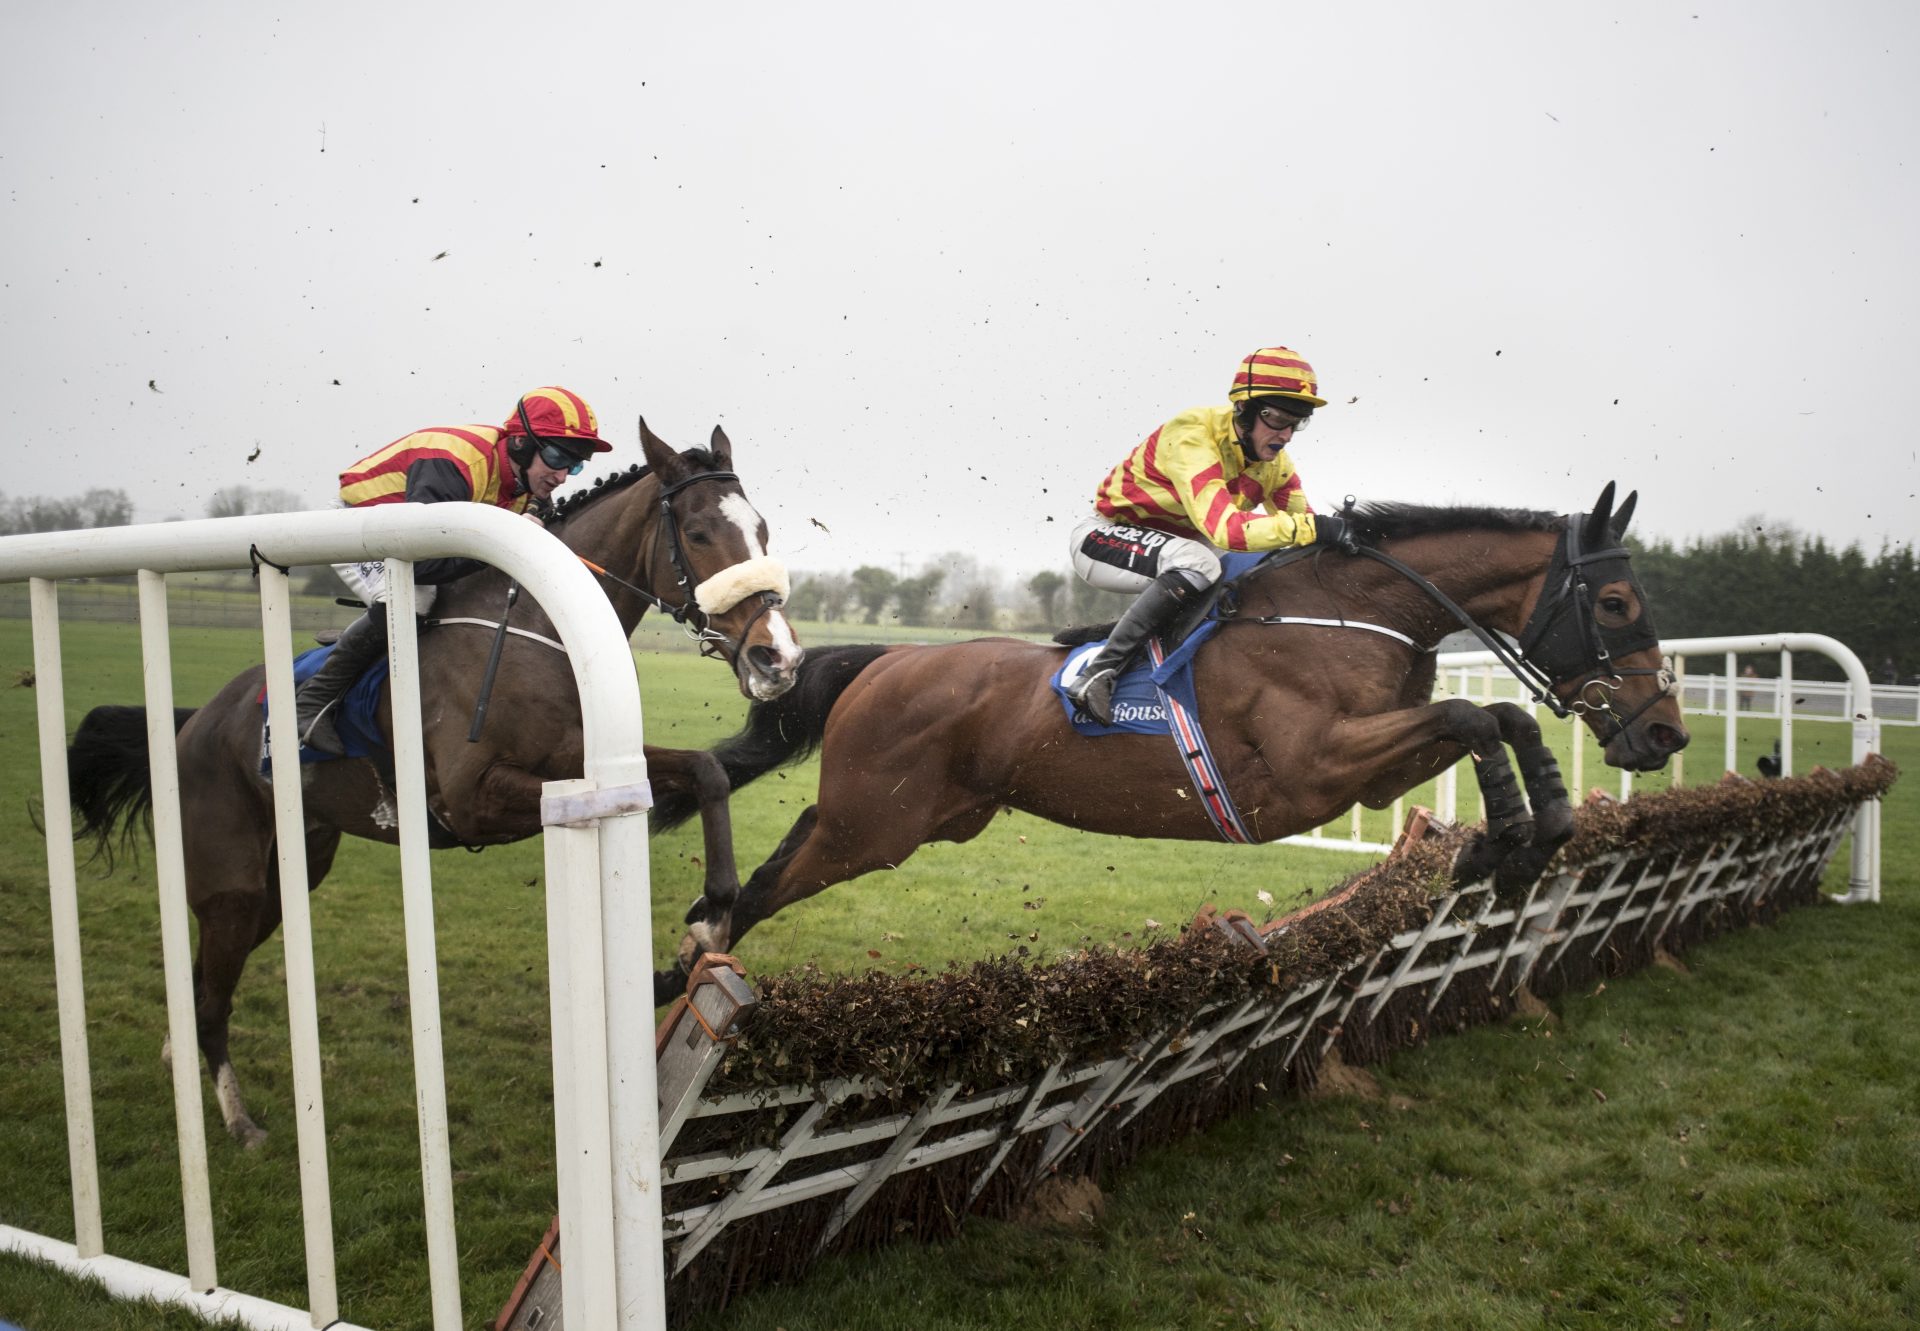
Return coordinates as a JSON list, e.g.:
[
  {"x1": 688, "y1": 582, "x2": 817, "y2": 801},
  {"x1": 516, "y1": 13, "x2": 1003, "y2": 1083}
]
[{"x1": 467, "y1": 582, "x2": 520, "y2": 742}]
